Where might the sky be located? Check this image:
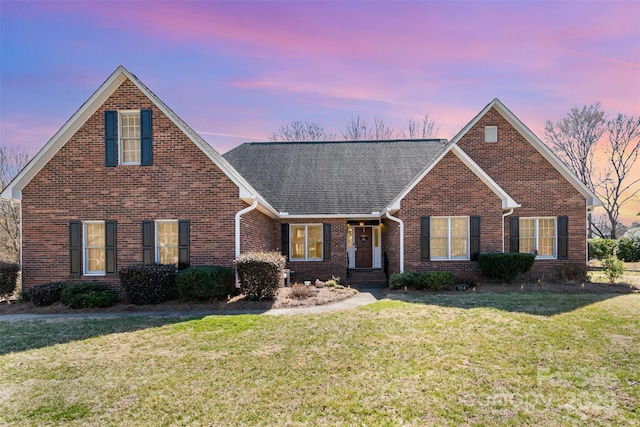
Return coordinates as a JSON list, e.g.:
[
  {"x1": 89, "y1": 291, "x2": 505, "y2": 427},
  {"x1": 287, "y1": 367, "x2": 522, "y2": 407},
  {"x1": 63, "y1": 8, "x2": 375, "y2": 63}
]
[{"x1": 1, "y1": 0, "x2": 639, "y2": 225}]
